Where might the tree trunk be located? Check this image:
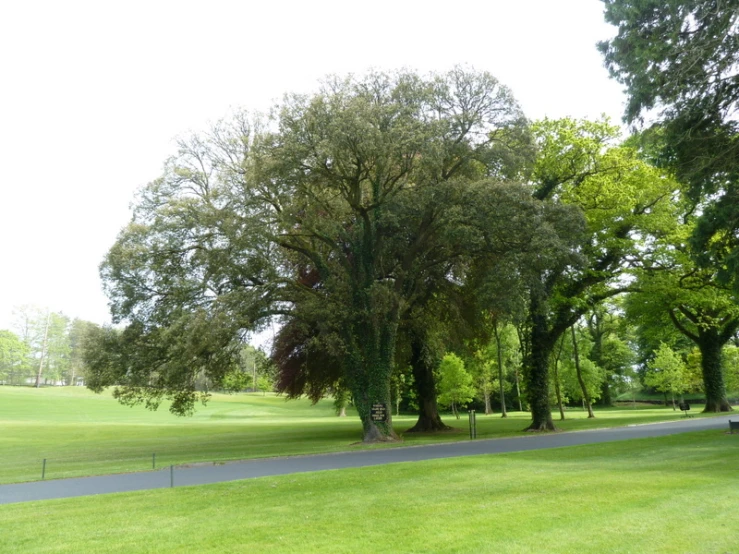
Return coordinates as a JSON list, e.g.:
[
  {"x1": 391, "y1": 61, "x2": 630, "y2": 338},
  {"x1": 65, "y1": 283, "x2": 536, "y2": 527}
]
[
  {"x1": 599, "y1": 378, "x2": 613, "y2": 408},
  {"x1": 493, "y1": 320, "x2": 508, "y2": 418},
  {"x1": 587, "y1": 310, "x2": 612, "y2": 407},
  {"x1": 484, "y1": 384, "x2": 493, "y2": 415},
  {"x1": 515, "y1": 324, "x2": 528, "y2": 413},
  {"x1": 339, "y1": 406, "x2": 347, "y2": 417},
  {"x1": 524, "y1": 292, "x2": 556, "y2": 431},
  {"x1": 553, "y1": 334, "x2": 566, "y2": 421},
  {"x1": 514, "y1": 368, "x2": 523, "y2": 412},
  {"x1": 671, "y1": 392, "x2": 676, "y2": 411},
  {"x1": 572, "y1": 325, "x2": 595, "y2": 418},
  {"x1": 406, "y1": 332, "x2": 451, "y2": 433},
  {"x1": 697, "y1": 331, "x2": 732, "y2": 412},
  {"x1": 344, "y1": 308, "x2": 401, "y2": 443}
]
